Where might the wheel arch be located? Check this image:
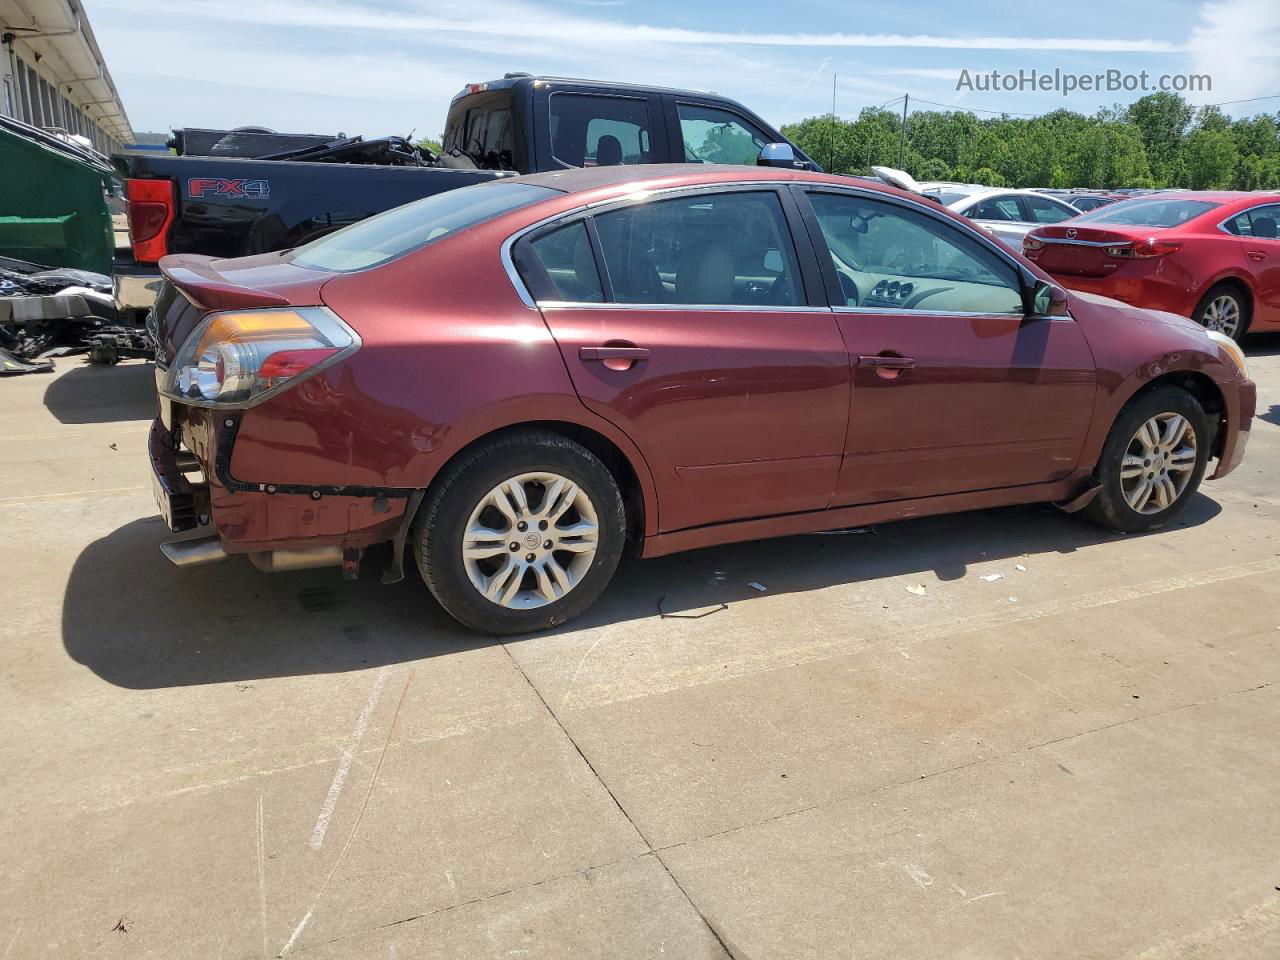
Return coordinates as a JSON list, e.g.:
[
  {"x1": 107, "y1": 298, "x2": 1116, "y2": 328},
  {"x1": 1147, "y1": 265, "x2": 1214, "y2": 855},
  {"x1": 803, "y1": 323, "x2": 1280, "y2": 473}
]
[
  {"x1": 1109, "y1": 369, "x2": 1227, "y2": 462},
  {"x1": 1196, "y1": 274, "x2": 1255, "y2": 320},
  {"x1": 422, "y1": 419, "x2": 656, "y2": 543}
]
